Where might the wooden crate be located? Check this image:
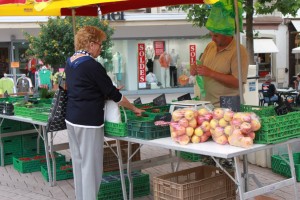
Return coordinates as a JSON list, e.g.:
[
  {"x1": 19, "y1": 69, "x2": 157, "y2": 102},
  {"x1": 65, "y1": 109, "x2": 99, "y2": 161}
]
[
  {"x1": 103, "y1": 140, "x2": 140, "y2": 172},
  {"x1": 153, "y1": 166, "x2": 235, "y2": 200}
]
